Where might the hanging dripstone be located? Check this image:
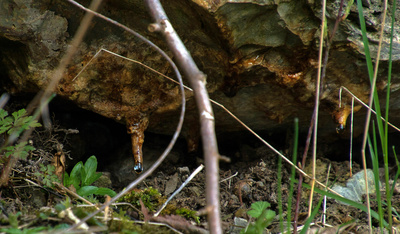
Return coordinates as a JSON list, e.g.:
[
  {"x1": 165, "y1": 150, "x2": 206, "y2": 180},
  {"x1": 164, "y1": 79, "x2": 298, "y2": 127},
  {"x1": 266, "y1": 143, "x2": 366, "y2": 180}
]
[{"x1": 127, "y1": 117, "x2": 149, "y2": 173}]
